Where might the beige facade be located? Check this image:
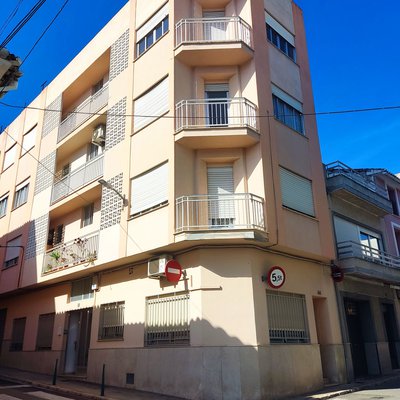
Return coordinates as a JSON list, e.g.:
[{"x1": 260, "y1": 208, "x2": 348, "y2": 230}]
[{"x1": 0, "y1": 1, "x2": 346, "y2": 398}]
